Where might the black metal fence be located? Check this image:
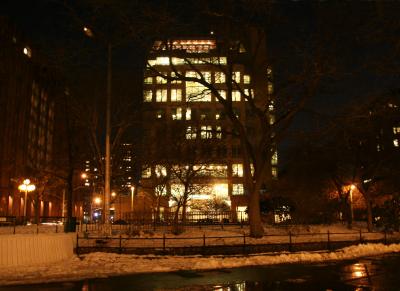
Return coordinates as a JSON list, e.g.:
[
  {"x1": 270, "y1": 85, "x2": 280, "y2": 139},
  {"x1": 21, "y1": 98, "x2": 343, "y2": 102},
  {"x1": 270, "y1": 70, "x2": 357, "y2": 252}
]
[{"x1": 75, "y1": 229, "x2": 400, "y2": 256}]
